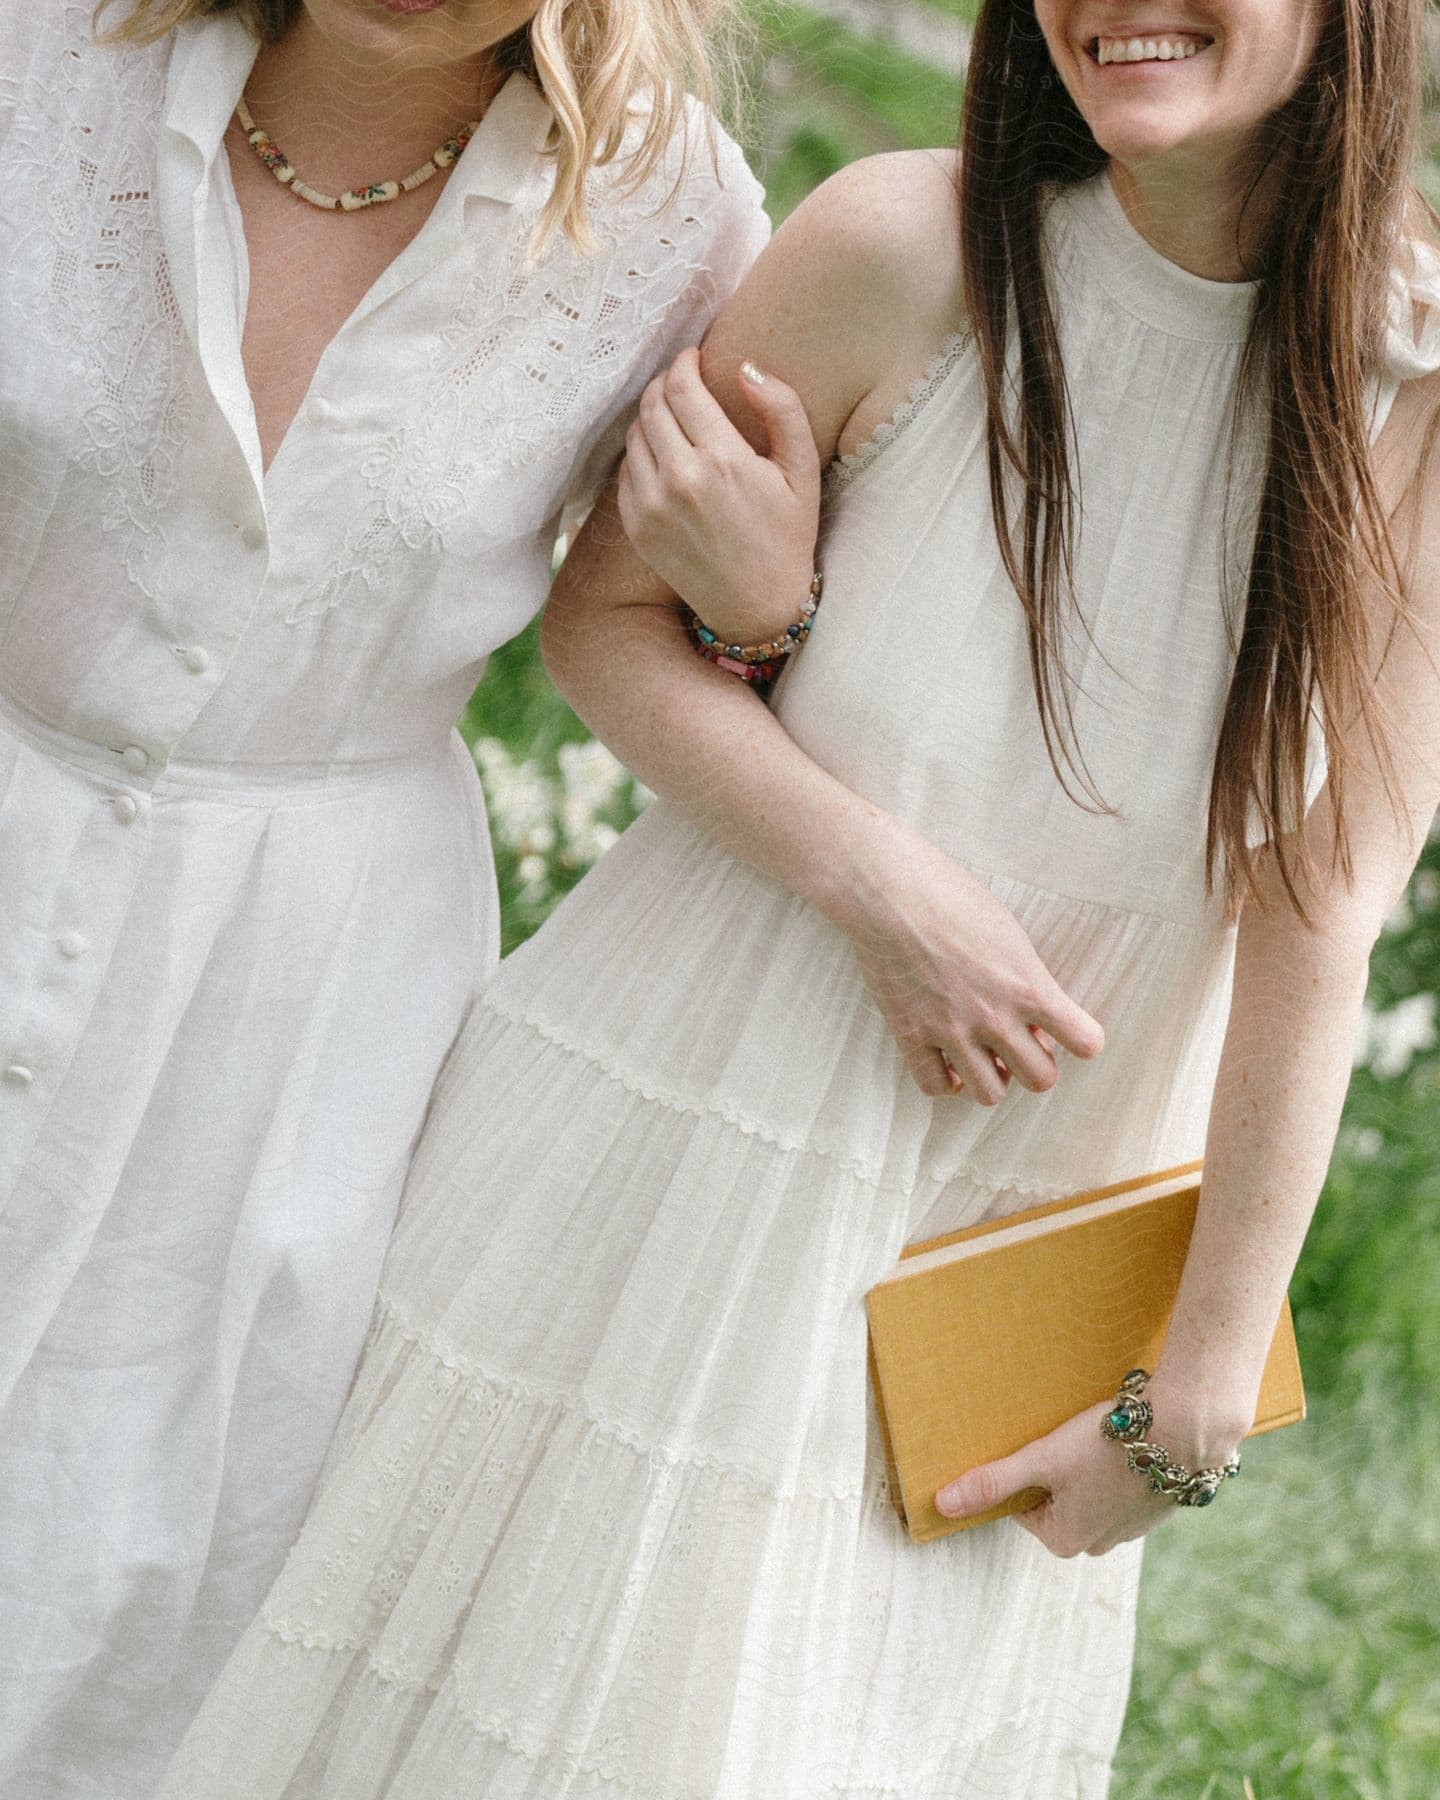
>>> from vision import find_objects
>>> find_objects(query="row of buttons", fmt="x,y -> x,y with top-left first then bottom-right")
4,516 -> 270,1105
3,862 -> 106,1088
101,516 -> 265,779
110,636 -> 218,777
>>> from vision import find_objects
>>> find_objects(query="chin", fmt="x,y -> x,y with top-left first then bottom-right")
1081,110 -> 1209,164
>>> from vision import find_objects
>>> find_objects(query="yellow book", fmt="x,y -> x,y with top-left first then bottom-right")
864,1160 -> 1306,1544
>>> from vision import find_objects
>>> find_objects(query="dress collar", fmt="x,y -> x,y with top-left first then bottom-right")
1047,166 -> 1260,345
162,12 -> 553,211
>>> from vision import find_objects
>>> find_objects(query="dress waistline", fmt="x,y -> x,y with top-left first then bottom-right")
0,687 -> 456,799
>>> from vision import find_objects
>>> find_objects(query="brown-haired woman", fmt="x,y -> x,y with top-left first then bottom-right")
0,0 -> 765,1791
159,0 -> 1440,1794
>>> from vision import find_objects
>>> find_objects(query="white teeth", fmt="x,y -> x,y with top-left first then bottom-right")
1095,34 -> 1205,65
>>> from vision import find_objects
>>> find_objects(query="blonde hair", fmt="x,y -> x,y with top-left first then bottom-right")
92,0 -> 748,251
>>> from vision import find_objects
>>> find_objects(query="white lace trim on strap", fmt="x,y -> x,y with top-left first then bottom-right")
824,327 -> 975,498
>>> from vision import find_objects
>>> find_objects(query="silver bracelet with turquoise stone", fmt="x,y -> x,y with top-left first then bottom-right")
1099,1367 -> 1242,1508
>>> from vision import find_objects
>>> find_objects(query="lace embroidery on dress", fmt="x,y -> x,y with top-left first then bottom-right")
6,9 -> 196,604
824,327 -> 974,499
284,162 -> 725,625
364,1286 -> 872,1503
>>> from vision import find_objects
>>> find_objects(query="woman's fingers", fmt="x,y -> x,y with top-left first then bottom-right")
663,348 -> 748,455
948,1041 -> 1010,1106
619,422 -> 660,539
904,1045 -> 965,1098
733,358 -> 822,486
624,415 -> 659,485
1031,986 -> 1105,1061
638,375 -> 698,473
935,1440 -> 1051,1520
983,1025 -> 1058,1095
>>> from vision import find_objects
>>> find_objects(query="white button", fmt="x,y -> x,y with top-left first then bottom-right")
182,645 -> 211,674
113,794 -> 138,825
304,396 -> 332,425
3,1064 -> 33,1087
121,745 -> 149,774
240,524 -> 266,551
58,931 -> 89,959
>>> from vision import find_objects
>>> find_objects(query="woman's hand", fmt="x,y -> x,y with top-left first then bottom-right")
933,1402 -> 1175,1556
932,1389 -> 1246,1557
615,348 -> 1100,1109
936,1396 -> 1224,1555
617,346 -> 822,644
831,814 -> 1106,1103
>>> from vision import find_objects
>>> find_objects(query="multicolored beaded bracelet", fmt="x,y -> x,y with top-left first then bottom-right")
686,571 -> 822,683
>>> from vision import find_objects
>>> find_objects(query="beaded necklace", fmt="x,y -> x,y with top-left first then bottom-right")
235,95 -> 480,211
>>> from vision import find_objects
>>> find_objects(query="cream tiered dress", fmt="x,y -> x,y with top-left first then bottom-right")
159,171 -> 1440,1798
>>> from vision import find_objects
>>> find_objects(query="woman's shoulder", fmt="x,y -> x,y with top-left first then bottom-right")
691,148 -> 967,471
573,90 -> 769,275
784,148 -> 964,326
594,89 -> 765,215
772,150 -> 965,396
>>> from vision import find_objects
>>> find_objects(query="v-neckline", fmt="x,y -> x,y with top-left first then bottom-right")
186,60 -> 548,497
212,134 -> 444,487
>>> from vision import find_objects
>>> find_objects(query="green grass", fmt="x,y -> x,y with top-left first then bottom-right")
1118,1406 -> 1440,1797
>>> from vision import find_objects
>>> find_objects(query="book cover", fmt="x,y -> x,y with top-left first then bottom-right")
865,1161 -> 1306,1544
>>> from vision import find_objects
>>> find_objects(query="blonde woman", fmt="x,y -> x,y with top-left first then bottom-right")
0,0 -> 765,1790
155,0 -> 1440,1793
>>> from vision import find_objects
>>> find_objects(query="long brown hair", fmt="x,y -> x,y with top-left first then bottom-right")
959,0 -> 1438,919
93,0 -> 746,252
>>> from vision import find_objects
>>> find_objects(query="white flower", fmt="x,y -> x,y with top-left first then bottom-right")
474,739 -> 561,854
1381,893 -> 1413,936
1353,992 -> 1438,1079
558,739 -> 628,811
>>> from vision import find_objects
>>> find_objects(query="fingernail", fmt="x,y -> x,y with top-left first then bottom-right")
935,1485 -> 963,1517
740,360 -> 766,387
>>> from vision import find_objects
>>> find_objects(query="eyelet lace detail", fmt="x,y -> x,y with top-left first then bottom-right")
4,8 -> 197,604
283,150 -> 736,624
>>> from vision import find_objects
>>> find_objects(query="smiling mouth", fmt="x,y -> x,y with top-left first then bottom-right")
1086,33 -> 1215,65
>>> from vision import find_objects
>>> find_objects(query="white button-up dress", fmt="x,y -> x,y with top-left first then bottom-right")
0,5 -> 768,1793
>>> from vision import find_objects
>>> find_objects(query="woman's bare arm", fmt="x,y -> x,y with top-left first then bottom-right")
1145,365 -> 1440,1456
934,365 -> 1440,1549
542,153 -> 1105,1102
